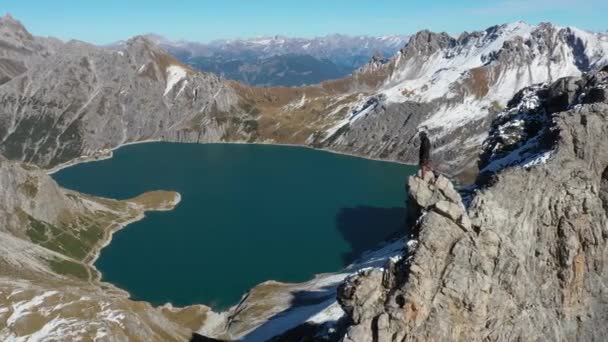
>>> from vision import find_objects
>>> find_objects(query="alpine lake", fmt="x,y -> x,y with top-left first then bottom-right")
52,142 -> 417,310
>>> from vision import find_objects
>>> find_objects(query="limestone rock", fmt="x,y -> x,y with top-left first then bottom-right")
337,72 -> 608,341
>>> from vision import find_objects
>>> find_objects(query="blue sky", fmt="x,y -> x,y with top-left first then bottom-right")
3,0 -> 607,44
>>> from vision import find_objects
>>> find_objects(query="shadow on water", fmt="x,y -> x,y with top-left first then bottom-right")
336,206 -> 406,265
192,207 -> 410,341
190,333 -> 227,342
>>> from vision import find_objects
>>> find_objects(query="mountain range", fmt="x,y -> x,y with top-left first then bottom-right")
1,12 -> 608,340
111,34 -> 409,87
3,16 -> 606,179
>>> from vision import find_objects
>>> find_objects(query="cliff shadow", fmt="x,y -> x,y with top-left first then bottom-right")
212,207 -> 408,341
237,285 -> 346,341
336,206 -> 407,265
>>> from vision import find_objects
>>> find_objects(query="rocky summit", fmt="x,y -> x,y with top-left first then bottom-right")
337,68 -> 608,341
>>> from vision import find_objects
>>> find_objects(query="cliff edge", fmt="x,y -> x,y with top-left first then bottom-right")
337,68 -> 608,341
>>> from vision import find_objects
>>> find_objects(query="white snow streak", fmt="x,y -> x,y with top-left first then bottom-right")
164,65 -> 187,96
6,291 -> 58,326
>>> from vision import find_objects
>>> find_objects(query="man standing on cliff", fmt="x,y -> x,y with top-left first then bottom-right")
419,129 -> 432,179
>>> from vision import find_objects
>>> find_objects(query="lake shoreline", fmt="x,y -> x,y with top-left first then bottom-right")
47,139 -> 162,175
53,141 -> 414,312
47,140 -> 417,176
86,191 -> 182,283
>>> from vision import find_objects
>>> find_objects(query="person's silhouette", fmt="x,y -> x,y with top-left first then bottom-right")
419,131 -> 431,179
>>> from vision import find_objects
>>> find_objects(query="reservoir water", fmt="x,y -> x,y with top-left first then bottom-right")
52,142 -> 416,309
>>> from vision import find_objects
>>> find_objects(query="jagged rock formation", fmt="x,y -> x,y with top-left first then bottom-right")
320,22 -> 608,179
337,69 -> 608,341
0,14 -> 62,85
0,14 -> 248,168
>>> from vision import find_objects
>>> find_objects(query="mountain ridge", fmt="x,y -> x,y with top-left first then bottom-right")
109,33 -> 409,87
1,17 -> 607,180
338,66 -> 608,342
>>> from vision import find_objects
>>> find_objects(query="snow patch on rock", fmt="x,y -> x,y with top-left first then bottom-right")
164,65 -> 187,96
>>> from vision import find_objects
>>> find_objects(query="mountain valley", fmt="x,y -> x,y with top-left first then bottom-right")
0,12 -> 608,341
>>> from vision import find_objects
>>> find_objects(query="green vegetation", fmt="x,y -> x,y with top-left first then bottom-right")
47,258 -> 89,280
14,186 -> 182,284
46,223 -> 89,260
240,100 -> 261,116
19,176 -> 39,198
25,213 -> 48,244
129,191 -> 178,210
21,206 -> 122,262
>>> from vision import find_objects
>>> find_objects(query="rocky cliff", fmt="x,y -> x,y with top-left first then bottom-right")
337,68 -> 608,341
0,14 -> 248,168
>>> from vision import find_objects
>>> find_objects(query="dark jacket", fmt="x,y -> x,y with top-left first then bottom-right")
419,134 -> 431,165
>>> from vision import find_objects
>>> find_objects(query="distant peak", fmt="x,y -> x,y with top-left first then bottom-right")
1,13 -> 16,21
1,13 -> 24,27
125,35 -> 162,52
0,13 -> 33,40
485,21 -> 534,33
509,20 -> 530,26
402,29 -> 455,56
128,35 -> 155,45
142,33 -> 168,43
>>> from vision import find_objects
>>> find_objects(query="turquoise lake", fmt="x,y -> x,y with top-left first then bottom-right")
52,143 -> 416,309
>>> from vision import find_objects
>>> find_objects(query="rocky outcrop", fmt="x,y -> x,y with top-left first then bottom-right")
479,64 -> 608,182
337,70 -> 608,341
338,171 -> 474,341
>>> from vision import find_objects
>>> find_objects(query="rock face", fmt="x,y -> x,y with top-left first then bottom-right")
0,14 -> 61,85
339,171 -> 474,341
337,70 -> 608,341
0,26 -> 247,168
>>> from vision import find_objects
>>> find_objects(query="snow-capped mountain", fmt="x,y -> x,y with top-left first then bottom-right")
130,34 -> 410,86
376,22 -> 608,126
320,21 -> 608,178
148,34 -> 409,66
